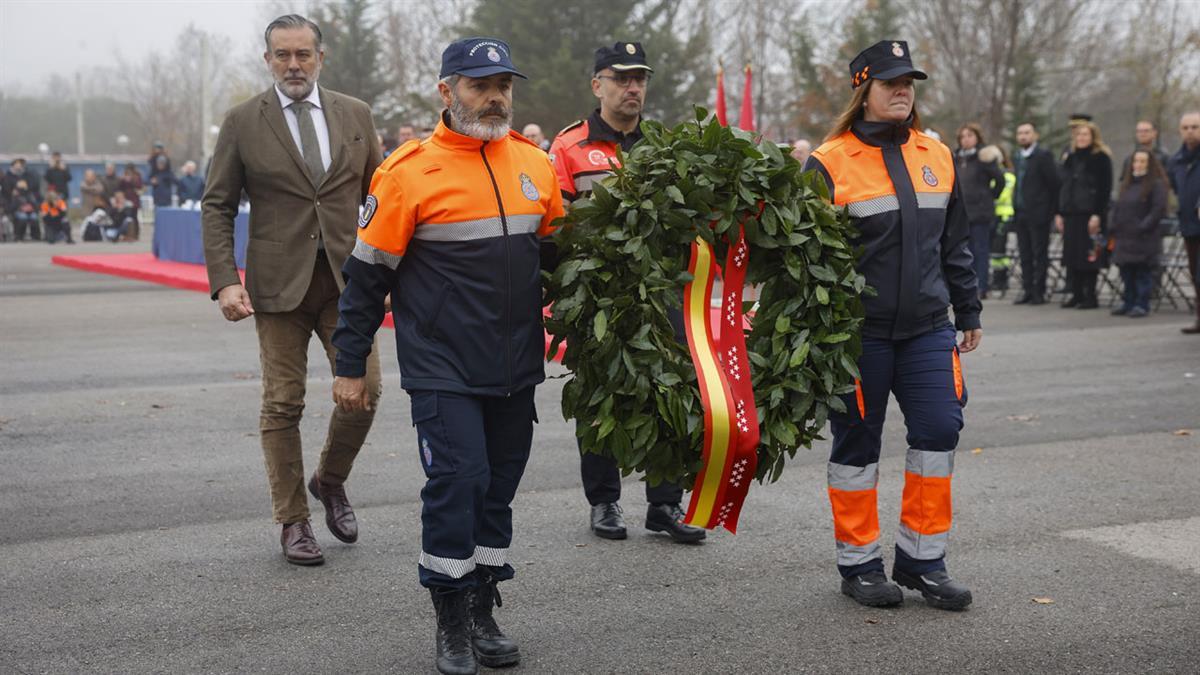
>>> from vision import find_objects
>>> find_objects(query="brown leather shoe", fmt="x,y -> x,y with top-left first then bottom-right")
308,473 -> 359,543
281,520 -> 324,566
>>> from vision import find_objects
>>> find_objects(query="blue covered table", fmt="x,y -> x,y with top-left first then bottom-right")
153,208 -> 248,268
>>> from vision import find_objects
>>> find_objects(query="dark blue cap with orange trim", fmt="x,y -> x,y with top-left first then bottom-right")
849,40 -> 927,89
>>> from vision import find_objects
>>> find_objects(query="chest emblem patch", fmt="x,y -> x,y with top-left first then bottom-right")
519,173 -> 539,201
921,165 -> 939,187
359,195 -> 378,228
587,149 -> 609,166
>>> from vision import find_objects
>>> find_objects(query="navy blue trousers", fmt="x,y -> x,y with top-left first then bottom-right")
828,325 -> 967,579
410,387 -> 537,589
969,222 -> 993,293
1118,263 -> 1153,312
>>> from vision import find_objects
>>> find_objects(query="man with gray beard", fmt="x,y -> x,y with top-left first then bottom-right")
202,14 -> 383,566
332,37 -> 563,674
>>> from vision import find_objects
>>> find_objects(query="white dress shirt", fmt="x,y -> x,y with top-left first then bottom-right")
1019,142 -> 1038,159
275,85 -> 332,171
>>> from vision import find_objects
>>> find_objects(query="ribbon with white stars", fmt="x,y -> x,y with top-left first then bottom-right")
682,223 -> 760,533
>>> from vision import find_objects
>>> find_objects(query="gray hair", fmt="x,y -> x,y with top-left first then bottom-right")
264,14 -> 323,52
439,74 -> 461,90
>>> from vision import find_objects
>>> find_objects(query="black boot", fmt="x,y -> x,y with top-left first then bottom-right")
841,569 -> 903,607
892,567 -> 973,611
430,588 -> 478,675
467,572 -> 520,668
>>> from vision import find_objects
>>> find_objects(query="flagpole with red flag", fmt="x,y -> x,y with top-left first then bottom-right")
738,63 -> 754,131
715,60 -> 728,126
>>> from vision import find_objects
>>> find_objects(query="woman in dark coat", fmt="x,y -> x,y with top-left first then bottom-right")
119,163 -> 144,206
955,123 -> 1004,299
1055,121 -> 1113,309
1110,150 -> 1168,317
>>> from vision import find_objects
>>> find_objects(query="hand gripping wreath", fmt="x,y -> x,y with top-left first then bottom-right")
545,110 -> 868,531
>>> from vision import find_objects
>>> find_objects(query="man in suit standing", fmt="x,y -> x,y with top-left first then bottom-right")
1012,121 -> 1061,305
202,14 -> 384,566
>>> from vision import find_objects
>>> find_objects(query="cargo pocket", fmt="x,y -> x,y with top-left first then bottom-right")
410,391 -> 457,477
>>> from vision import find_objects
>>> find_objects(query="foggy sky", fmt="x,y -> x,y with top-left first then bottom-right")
0,0 -> 269,93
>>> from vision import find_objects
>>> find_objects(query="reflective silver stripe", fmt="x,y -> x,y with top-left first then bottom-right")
351,238 -> 403,270
418,551 -> 475,579
917,191 -> 950,209
413,213 -> 542,242
474,546 -> 507,567
895,524 -> 949,560
828,462 -> 879,492
504,213 -> 543,236
836,540 -> 881,567
905,449 -> 955,477
845,195 -> 899,218
573,173 -> 608,194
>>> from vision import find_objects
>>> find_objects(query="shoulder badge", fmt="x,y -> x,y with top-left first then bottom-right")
519,173 -> 540,201
921,165 -> 939,187
359,195 -> 378,228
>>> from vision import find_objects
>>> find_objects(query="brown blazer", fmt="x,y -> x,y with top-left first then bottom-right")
202,85 -> 382,313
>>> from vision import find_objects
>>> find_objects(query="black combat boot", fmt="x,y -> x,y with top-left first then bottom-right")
892,567 -> 973,610
430,587 -> 478,675
467,572 -> 520,668
840,569 -> 903,607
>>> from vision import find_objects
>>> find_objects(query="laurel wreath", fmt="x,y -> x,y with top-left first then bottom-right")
545,109 -> 869,487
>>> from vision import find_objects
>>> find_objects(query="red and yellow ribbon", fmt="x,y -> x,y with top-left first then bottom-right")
682,227 -> 759,532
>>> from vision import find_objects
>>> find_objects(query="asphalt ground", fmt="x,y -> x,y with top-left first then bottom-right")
1,238 -> 1198,674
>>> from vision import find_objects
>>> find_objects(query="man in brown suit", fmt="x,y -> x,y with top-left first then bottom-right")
202,14 -> 384,566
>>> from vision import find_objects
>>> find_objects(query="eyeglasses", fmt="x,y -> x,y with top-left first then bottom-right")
596,73 -> 651,88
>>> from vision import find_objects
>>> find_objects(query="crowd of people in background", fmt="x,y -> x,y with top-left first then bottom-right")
785,112 -> 1199,329
0,142 -> 208,244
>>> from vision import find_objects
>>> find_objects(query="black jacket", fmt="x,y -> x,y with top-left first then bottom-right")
43,165 -> 71,197
955,147 -> 1004,225
1058,148 -> 1113,219
807,118 -> 981,340
1110,176 -> 1167,266
1014,144 -> 1060,223
1168,143 -> 1200,238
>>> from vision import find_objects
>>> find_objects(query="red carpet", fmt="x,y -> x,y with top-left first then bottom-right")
52,253 -> 232,294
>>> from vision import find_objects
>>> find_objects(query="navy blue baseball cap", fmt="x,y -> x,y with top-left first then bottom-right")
440,37 -> 527,79
849,40 -> 927,89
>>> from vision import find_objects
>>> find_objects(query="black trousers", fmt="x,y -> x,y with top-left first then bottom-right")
580,443 -> 684,506
1014,212 -> 1051,298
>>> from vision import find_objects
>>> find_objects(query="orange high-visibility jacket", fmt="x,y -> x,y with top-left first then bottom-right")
333,113 -> 565,395
40,198 -> 67,218
806,119 -> 981,340
548,110 -> 643,202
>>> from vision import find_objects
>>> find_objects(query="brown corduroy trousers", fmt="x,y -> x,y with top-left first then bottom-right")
253,257 -> 382,524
